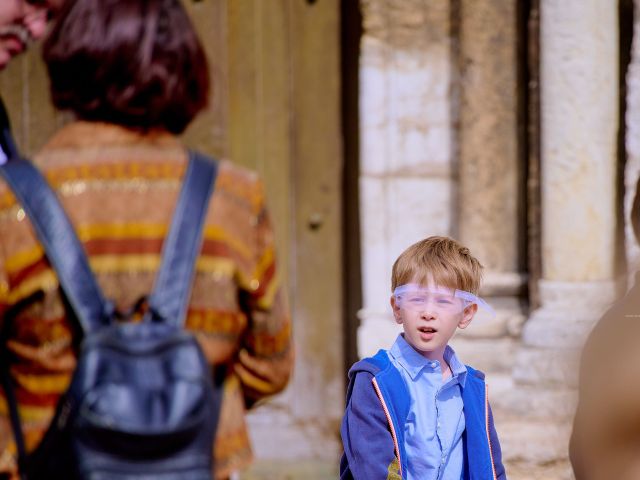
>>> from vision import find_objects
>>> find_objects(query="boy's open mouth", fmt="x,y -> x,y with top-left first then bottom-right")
418,326 -> 437,333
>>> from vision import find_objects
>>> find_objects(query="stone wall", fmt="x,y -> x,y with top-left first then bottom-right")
358,0 -> 457,356
457,0 -> 526,339
358,1 -> 625,479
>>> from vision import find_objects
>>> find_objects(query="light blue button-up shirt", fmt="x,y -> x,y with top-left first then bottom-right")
388,334 -> 467,480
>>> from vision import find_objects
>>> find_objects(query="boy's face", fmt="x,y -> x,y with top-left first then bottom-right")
391,282 -> 477,359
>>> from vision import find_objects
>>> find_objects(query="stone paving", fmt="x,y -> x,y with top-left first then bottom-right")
240,460 -> 336,480
240,458 -> 574,480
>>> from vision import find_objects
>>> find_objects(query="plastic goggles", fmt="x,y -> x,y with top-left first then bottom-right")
393,283 -> 495,318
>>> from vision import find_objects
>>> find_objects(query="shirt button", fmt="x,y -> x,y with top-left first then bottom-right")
437,422 -> 441,428
430,362 -> 437,368
441,457 -> 446,464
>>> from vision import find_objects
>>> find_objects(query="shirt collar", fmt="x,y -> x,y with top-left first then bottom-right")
390,334 -> 467,385
444,344 -> 467,387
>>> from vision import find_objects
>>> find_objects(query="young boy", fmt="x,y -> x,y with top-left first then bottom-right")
340,236 -> 506,480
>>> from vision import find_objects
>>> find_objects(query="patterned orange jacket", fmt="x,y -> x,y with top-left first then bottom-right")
0,121 -> 293,479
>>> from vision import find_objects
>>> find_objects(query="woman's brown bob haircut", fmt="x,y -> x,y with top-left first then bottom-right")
43,0 -> 209,134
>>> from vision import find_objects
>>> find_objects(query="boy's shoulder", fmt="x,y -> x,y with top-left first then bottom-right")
347,349 -> 406,398
464,363 -> 486,381
346,350 -> 412,421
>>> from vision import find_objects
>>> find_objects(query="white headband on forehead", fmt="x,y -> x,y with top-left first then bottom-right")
393,283 -> 495,318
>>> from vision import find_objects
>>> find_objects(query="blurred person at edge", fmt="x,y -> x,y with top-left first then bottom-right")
0,0 -> 293,479
0,0 -> 64,162
570,176 -> 640,480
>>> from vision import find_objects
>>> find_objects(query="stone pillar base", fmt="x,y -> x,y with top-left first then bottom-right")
513,346 -> 581,388
457,271 -> 527,339
513,278 -> 621,388
247,409 -> 341,461
504,280 -> 621,471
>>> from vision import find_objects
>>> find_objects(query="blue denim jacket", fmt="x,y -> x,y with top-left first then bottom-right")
340,349 -> 507,480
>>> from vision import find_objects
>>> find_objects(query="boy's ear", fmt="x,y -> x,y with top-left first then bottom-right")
458,303 -> 478,329
390,296 -> 402,324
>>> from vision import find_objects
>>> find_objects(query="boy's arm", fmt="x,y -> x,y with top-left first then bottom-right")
341,371 -> 399,480
488,402 -> 507,480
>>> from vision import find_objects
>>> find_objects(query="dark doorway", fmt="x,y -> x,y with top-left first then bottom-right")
341,0 -> 363,377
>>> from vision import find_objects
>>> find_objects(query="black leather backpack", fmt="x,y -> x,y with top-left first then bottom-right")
0,152 -> 222,480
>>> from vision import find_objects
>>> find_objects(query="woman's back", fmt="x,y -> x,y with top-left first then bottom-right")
0,122 -> 291,479
0,1 -> 293,475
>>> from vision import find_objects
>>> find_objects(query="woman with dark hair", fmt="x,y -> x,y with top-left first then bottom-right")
44,0 -> 210,135
0,0 -> 293,478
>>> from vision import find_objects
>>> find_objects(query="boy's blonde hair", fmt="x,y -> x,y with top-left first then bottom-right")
391,236 -> 484,294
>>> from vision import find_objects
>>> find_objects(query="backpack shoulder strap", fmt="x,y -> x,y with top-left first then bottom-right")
147,151 -> 218,326
0,98 -> 19,161
0,160 -> 109,334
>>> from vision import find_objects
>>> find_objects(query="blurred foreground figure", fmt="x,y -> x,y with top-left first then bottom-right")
0,0 -> 62,162
0,0 -> 293,478
570,178 -> 640,480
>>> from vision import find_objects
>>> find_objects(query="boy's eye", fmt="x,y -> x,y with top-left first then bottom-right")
407,296 -> 426,304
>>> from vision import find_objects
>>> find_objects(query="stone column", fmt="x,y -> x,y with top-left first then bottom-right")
507,0 -> 620,468
625,0 -> 640,278
515,0 -> 619,384
456,0 -> 526,349
358,0 -> 457,357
